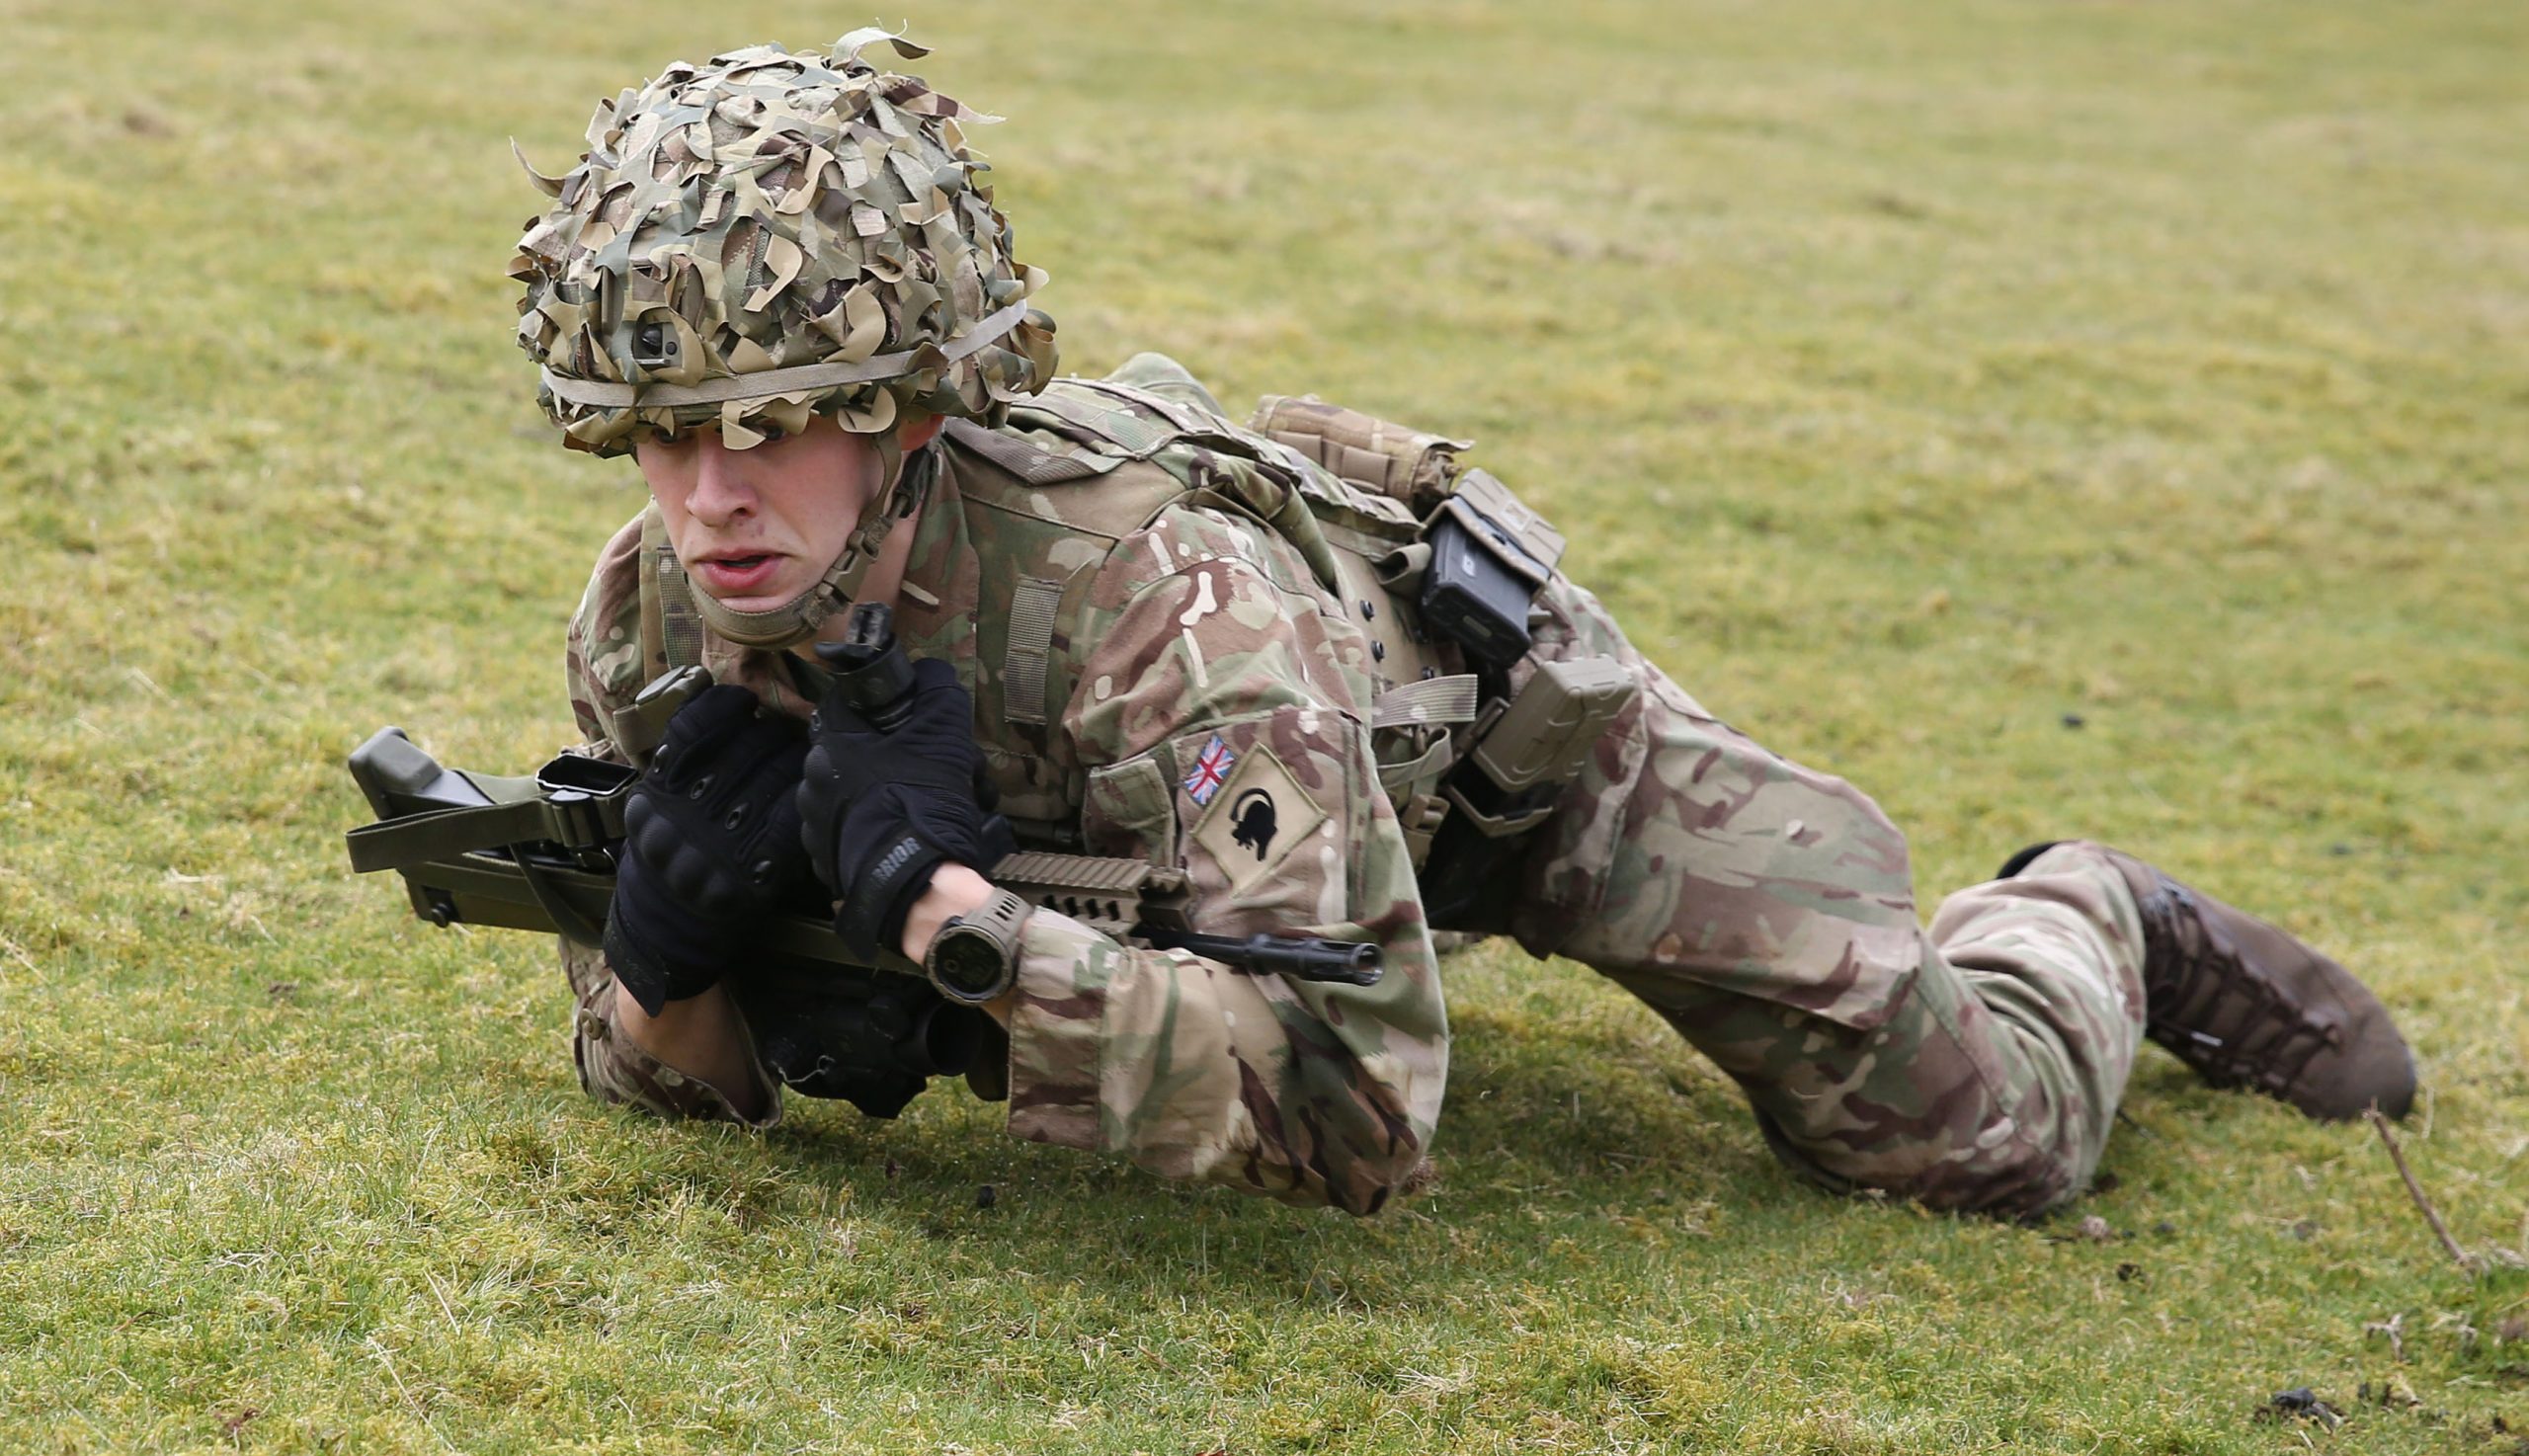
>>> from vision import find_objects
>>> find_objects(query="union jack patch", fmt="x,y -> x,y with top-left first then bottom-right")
1183,734 -> 1236,806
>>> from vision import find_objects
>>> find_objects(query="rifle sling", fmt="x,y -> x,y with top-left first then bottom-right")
344,791 -> 626,875
512,855 -> 610,948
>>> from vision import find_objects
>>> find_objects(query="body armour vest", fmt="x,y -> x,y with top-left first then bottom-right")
631,353 -> 1579,869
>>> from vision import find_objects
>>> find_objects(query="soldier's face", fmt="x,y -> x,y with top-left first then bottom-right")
636,418 -> 884,609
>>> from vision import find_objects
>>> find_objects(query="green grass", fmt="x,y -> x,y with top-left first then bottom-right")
2,0 -> 2524,1450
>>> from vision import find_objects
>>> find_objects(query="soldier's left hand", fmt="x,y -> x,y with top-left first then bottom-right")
799,657 -> 1014,961
604,684 -> 813,1015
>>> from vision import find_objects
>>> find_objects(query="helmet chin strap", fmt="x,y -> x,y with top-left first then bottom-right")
690,436 -> 938,651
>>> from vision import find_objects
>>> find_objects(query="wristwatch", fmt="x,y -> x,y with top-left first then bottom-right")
923,886 -> 1031,1005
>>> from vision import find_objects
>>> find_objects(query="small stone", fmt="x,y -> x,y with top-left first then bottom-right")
2061,713 -> 2085,729
2077,1214 -> 2113,1242
2269,1388 -> 2342,1429
974,1183 -> 998,1210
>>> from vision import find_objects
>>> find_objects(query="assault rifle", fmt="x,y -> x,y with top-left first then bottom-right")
343,606 -> 1379,1116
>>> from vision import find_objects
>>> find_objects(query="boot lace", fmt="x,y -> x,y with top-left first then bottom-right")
2136,882 -> 2337,1098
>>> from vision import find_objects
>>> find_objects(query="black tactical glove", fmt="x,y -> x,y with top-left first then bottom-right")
603,685 -> 811,1016
798,657 -> 1014,962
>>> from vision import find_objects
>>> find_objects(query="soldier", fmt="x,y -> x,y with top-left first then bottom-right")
511,34 -> 2415,1217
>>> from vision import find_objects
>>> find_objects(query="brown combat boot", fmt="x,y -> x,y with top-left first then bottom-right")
1999,842 -> 2417,1120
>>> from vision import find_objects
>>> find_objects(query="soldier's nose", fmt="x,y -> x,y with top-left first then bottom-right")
686,438 -> 758,525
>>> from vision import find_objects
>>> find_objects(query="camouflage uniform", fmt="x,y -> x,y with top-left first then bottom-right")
1509,579 -> 2145,1212
558,357 -> 2151,1218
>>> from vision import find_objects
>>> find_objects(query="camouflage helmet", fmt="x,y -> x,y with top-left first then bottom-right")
508,30 -> 1058,457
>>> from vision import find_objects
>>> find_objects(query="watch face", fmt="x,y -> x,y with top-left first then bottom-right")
931,927 -> 1011,1001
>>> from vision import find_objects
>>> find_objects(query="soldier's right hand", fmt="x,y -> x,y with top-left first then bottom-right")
797,657 -> 996,889
603,684 -> 811,1016
798,657 -> 1011,961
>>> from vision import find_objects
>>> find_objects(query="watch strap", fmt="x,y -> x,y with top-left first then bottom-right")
925,886 -> 1031,1003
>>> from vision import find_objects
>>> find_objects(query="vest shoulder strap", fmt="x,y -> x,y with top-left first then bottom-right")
637,503 -> 705,676
958,374 -> 1360,593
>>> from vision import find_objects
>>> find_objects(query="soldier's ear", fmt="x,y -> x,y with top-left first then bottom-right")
897,411 -> 945,452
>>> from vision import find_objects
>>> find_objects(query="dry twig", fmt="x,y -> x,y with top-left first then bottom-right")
2366,1107 -> 2485,1275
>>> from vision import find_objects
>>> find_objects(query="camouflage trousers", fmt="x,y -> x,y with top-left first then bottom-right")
1501,578 -> 2149,1216
560,942 -> 779,1129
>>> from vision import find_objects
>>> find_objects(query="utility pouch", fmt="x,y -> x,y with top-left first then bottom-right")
1250,393 -> 1470,513
1417,469 -> 1568,668
1446,656 -> 1636,838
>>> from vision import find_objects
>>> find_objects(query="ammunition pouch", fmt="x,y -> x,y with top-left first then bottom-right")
1446,656 -> 1637,838
1419,656 -> 1637,931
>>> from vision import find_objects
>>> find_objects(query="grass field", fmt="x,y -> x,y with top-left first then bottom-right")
2,0 -> 2524,1450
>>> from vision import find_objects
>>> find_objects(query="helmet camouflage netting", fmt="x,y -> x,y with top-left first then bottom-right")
509,30 -> 1058,456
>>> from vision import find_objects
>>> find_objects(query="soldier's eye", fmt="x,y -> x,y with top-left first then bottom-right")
758,424 -> 787,445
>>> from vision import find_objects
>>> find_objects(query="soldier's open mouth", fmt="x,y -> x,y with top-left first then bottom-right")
694,554 -> 779,594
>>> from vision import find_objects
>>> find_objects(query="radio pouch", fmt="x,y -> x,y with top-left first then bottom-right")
1417,469 -> 1568,667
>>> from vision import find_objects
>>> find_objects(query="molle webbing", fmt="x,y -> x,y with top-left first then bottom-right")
1370,674 -> 1481,730
1369,675 -> 1482,802
1001,576 -> 1064,727
638,506 -> 706,677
